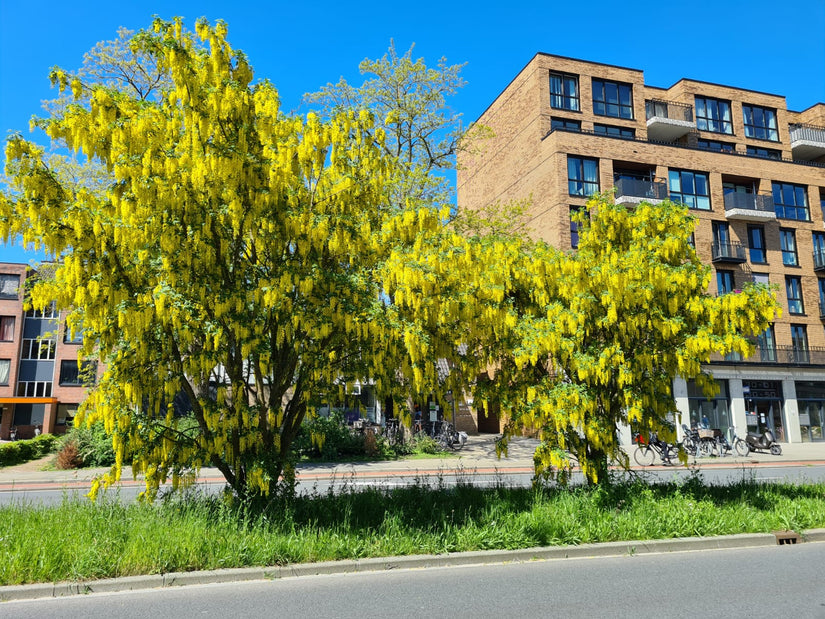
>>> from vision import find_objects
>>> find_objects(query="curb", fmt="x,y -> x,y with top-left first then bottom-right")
2,530 -> 823,602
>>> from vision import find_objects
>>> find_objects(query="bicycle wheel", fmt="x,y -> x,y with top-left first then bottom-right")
682,438 -> 697,457
699,439 -> 715,457
634,446 -> 655,466
734,438 -> 749,457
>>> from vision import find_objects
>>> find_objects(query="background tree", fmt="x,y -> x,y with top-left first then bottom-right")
384,196 -> 780,484
304,42 -> 465,209
1,18 -> 447,501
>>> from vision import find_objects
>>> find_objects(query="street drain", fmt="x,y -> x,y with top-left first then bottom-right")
773,530 -> 800,545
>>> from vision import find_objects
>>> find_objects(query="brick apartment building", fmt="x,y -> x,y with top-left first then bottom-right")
0,262 -> 94,440
458,53 -> 825,444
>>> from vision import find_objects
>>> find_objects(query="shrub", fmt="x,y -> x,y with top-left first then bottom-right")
0,434 -> 59,467
55,439 -> 84,469
58,421 -> 116,468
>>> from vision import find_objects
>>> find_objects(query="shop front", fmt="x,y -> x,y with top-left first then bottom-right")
743,380 -> 786,442
795,381 -> 825,442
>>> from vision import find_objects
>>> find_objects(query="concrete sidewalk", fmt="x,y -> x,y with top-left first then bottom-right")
1,434 -> 823,488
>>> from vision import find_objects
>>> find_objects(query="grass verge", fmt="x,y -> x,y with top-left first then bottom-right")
0,476 -> 823,586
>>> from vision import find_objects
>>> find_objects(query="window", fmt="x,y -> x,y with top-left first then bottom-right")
567,156 -> 599,196
16,381 -> 52,397
695,96 -> 732,134
0,359 -> 9,386
0,274 -> 20,299
786,276 -> 804,314
757,325 -> 777,362
717,270 -> 735,294
551,118 -> 581,132
748,225 -> 767,263
63,321 -> 83,344
591,79 -> 633,119
549,72 -> 579,111
25,303 -> 57,319
746,145 -> 781,160
21,339 -> 56,360
752,272 -> 770,285
780,229 -> 798,266
13,404 -> 46,426
669,169 -> 710,210
570,206 -> 583,249
818,279 -> 825,314
791,325 -> 809,363
743,104 -> 778,141
0,316 -> 14,342
59,360 -> 97,387
773,182 -> 809,221
814,233 -> 825,268
593,124 -> 635,138
712,221 -> 731,246
697,139 -> 735,152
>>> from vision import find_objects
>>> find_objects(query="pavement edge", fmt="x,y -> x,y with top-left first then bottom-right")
2,529 -> 823,602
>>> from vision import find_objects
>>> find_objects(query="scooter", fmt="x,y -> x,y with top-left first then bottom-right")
745,429 -> 782,455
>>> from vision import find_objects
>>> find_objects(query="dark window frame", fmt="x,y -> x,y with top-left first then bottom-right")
591,78 -> 634,119
550,72 -> 580,112
716,269 -> 735,294
551,117 -> 581,131
0,316 -> 14,342
0,274 -> 20,300
567,156 -> 599,197
773,182 -> 810,221
743,104 -> 779,141
780,228 -> 799,266
669,169 -> 711,211
0,358 -> 10,386
695,96 -> 733,134
593,123 -> 635,138
748,225 -> 767,264
786,275 -> 805,315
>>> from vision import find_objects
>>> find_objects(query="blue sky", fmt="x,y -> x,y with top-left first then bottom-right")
2,0 -> 824,264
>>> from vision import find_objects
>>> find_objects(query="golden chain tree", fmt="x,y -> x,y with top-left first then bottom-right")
384,196 -> 780,484
1,18 -> 446,500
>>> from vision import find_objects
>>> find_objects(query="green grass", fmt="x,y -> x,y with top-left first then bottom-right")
0,476 -> 823,586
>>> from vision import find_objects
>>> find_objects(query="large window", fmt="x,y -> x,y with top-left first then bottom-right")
58,360 -> 97,387
63,321 -> 83,344
669,170 -> 710,210
786,276 -> 804,314
748,225 -> 767,263
21,339 -> 56,360
0,274 -> 19,299
25,303 -> 57,319
0,359 -> 9,386
757,325 -> 777,362
567,156 -> 599,196
698,138 -> 735,153
0,316 -> 14,342
743,104 -> 778,141
550,72 -> 579,111
717,270 -> 735,294
791,325 -> 809,363
591,79 -> 633,119
818,279 -> 825,315
780,229 -> 798,266
773,182 -> 809,221
570,206 -> 583,249
687,379 -> 731,436
695,96 -> 732,134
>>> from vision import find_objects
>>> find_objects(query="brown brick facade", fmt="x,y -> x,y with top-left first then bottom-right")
459,54 -> 825,442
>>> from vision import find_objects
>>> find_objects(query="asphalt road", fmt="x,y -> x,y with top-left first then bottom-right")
2,543 -> 823,618
2,463 -> 825,505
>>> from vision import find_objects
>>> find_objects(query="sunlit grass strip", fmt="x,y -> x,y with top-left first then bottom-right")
1,478 -> 823,585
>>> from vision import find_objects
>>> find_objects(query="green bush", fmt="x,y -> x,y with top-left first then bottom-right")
58,421 -> 116,468
292,411 -> 367,460
0,434 -> 59,468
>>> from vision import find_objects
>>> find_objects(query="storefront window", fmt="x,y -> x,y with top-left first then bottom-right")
687,379 -> 731,436
795,381 -> 825,442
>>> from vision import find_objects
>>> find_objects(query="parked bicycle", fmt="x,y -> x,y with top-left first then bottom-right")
383,418 -> 403,447
633,432 -> 677,466
714,427 -> 749,457
417,420 -> 467,451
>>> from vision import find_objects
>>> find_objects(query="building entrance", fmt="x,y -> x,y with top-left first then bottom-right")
744,380 -> 785,442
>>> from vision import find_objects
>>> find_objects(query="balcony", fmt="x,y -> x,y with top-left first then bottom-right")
789,123 -> 825,161
723,193 -> 776,222
614,178 -> 668,207
710,345 -> 825,366
711,241 -> 747,263
645,99 -> 694,141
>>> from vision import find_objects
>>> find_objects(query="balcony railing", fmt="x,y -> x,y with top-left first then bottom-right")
645,99 -> 693,122
814,249 -> 825,271
711,241 -> 747,263
614,178 -> 668,204
723,192 -> 776,221
710,345 -> 825,366
789,123 -> 825,161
